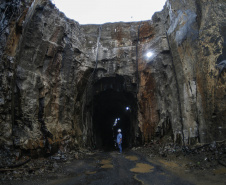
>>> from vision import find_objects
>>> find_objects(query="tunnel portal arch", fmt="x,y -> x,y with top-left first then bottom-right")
91,75 -> 140,150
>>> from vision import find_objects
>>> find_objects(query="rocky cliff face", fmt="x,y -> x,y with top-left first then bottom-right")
137,0 -> 226,145
166,0 -> 226,144
0,0 -> 225,155
0,0 -> 34,147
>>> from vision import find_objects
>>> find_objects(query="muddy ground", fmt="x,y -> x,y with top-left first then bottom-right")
135,144 -> 226,185
0,141 -> 226,185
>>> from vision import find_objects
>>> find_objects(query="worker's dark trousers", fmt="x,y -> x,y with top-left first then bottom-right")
118,143 -> 122,153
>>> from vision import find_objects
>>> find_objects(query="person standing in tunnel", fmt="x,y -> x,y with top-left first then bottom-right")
117,129 -> 122,153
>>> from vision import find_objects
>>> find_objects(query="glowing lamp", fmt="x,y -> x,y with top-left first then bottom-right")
146,51 -> 153,58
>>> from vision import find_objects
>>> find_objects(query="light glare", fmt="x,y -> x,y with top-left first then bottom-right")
146,52 -> 153,58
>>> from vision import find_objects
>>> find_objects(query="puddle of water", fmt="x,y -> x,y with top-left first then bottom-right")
100,159 -> 113,169
134,174 -> 145,184
214,167 -> 226,175
85,171 -> 97,175
101,164 -> 114,168
100,159 -> 111,164
125,155 -> 139,161
130,163 -> 154,173
158,159 -> 180,168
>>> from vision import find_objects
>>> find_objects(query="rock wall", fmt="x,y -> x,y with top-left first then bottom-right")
137,0 -> 226,145
0,0 -> 140,152
0,0 -> 35,146
136,18 -> 180,144
166,0 -> 226,143
0,0 -> 225,154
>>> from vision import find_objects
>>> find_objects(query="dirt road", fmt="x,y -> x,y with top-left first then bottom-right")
1,149 -> 226,185
42,150 -> 195,185
18,150 -> 194,185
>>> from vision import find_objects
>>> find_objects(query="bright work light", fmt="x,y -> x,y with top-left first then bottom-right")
146,51 -> 153,58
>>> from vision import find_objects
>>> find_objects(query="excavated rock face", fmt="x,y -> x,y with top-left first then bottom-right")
0,0 -> 225,154
166,0 -> 226,144
137,0 -> 226,145
0,0 -> 34,146
1,0 -> 141,152
136,18 -> 178,144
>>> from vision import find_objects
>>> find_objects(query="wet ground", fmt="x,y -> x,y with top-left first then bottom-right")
1,148 -> 226,185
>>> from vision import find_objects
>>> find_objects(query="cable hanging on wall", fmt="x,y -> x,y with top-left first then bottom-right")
82,25 -> 102,125
136,21 -> 142,96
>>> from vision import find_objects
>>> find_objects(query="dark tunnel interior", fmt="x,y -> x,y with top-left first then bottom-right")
92,76 -> 137,151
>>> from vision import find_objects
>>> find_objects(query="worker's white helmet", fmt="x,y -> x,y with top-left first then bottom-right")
118,129 -> 121,132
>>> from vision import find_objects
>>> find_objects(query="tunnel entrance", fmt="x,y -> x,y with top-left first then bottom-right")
92,76 -> 138,151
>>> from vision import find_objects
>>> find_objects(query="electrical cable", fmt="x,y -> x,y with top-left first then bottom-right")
82,25 -> 102,125
136,21 -> 142,95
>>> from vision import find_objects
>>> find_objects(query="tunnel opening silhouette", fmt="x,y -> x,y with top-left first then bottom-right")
92,76 -> 138,151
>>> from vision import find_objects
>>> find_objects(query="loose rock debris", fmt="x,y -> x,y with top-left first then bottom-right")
0,146 -> 95,183
134,139 -> 226,172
